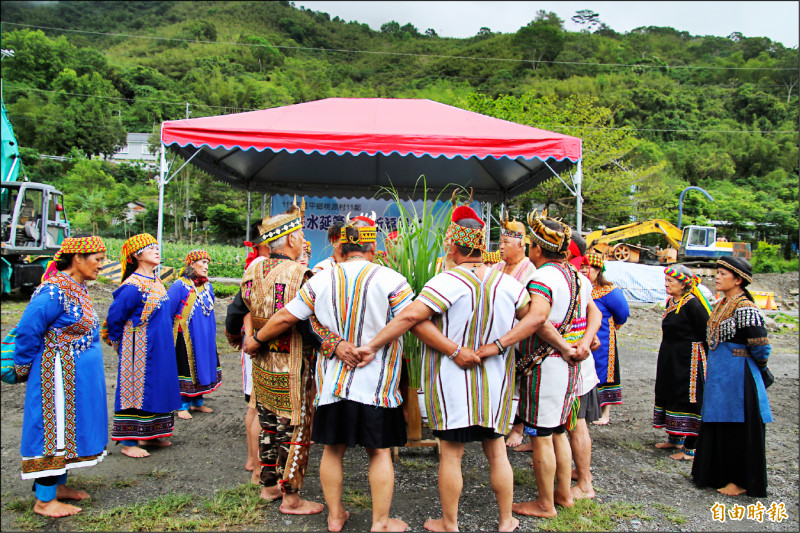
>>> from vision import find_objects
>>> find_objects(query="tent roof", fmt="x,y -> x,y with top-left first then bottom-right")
161,98 -> 581,202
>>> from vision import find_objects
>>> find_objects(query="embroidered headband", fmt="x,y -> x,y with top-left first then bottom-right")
583,252 -> 604,271
54,236 -> 107,261
341,212 -> 377,245
501,219 -> 526,241
716,257 -> 753,284
185,249 -> 210,266
446,205 -> 486,253
120,233 -> 158,265
527,209 -> 571,253
482,250 -> 501,264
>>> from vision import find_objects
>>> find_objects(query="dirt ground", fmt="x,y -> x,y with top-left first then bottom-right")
1,275 -> 797,532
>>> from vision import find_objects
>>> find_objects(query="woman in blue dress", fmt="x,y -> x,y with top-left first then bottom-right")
104,233 -> 181,458
168,250 -> 221,420
692,257 -> 772,497
13,236 -> 108,517
580,252 -> 629,425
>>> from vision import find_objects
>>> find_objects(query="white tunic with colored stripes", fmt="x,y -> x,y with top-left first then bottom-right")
284,259 -> 414,408
518,262 -> 593,428
416,265 -> 530,434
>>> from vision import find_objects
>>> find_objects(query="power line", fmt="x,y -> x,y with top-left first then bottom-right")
1,21 -> 796,72
8,109 -> 797,135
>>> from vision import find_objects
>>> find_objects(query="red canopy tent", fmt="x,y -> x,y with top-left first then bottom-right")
157,98 -> 583,243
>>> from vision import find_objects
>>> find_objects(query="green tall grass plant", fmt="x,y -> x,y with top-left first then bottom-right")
377,177 -> 464,388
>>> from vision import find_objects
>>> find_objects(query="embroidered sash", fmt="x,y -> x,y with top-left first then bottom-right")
173,278 -> 199,384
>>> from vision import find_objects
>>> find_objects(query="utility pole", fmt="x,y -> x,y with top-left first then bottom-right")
184,103 -> 191,234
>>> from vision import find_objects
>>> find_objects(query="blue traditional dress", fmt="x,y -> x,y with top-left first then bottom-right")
692,292 -> 772,496
591,283 -> 629,407
167,276 -> 221,407
106,273 -> 181,441
14,272 -> 108,480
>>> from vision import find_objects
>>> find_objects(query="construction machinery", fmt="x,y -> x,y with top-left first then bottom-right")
1,100 -> 71,294
584,219 -> 751,265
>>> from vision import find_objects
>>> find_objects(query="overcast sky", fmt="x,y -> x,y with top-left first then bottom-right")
296,1 -> 799,48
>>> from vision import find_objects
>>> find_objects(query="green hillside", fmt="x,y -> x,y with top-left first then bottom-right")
1,0 -> 797,254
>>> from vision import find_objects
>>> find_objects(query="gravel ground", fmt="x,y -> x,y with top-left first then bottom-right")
1,276 -> 797,532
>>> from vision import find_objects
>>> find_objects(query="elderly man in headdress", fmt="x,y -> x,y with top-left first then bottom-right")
357,205 -> 578,532
239,199 -> 348,515
246,212 -> 414,533
478,210 -> 601,518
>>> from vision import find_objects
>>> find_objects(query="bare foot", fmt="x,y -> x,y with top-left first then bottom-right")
717,483 -> 747,496
591,416 -> 610,426
328,510 -> 350,532
423,518 -> 456,531
513,441 -> 533,453
571,468 -> 578,481
499,517 -> 520,532
554,492 -> 574,508
512,500 -> 557,518
670,451 -> 694,460
33,499 -> 82,517
571,484 -> 596,500
506,430 -> 523,448
190,405 -> 213,413
250,471 -> 261,485
56,486 -> 90,501
655,441 -> 683,450
372,517 -> 408,531
245,459 -> 255,471
281,497 -> 325,515
260,485 -> 283,501
120,445 -> 150,458
138,438 -> 172,448
177,410 -> 193,420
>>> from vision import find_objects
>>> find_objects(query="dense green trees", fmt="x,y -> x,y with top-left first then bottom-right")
0,0 -> 796,248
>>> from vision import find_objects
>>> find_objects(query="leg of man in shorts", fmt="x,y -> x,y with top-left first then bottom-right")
513,425 -> 574,518
568,387 -> 600,499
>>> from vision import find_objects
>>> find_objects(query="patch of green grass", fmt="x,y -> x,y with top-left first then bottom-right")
618,439 -> 644,451
398,457 -> 433,471
96,276 -> 114,285
111,478 -> 139,489
212,283 -> 240,298
512,467 -> 536,487
69,475 -> 108,491
13,511 -> 48,532
773,312 -> 798,324
142,467 -> 173,479
203,484 -> 268,527
341,489 -> 372,510
75,492 -> 194,531
653,502 -> 687,525
538,500 -> 651,532
4,497 -> 34,512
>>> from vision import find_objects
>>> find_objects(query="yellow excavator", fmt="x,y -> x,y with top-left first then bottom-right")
584,219 -> 751,265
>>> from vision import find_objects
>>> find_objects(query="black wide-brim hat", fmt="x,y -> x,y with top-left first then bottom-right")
716,257 -> 753,285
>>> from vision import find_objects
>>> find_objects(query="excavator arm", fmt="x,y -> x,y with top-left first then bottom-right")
585,219 -> 684,251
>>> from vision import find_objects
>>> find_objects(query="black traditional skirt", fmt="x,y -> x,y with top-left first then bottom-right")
691,366 -> 767,497
433,425 -> 503,443
311,399 -> 406,449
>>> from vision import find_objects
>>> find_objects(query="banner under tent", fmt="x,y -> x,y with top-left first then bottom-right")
157,97 -> 583,257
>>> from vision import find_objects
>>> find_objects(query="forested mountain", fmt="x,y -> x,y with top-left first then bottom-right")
1,0 -> 797,250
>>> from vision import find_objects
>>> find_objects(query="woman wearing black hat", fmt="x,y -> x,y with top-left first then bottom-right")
692,257 -> 773,497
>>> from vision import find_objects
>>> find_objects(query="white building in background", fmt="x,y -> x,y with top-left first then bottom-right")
108,133 -> 157,168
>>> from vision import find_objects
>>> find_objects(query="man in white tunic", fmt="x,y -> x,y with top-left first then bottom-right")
360,206 -> 576,532
247,214 -> 413,533
478,210 -> 601,519
491,217 -> 538,451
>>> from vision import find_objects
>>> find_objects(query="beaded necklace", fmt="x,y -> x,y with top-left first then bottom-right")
707,291 -> 748,350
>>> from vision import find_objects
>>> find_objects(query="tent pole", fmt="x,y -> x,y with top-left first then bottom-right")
246,190 -> 251,241
157,140 -> 166,276
261,193 -> 266,218
575,159 -> 583,233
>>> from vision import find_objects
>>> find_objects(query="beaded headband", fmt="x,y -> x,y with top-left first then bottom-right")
664,266 -> 698,286
583,252 -> 604,270
527,209 -> 571,253
185,249 -> 210,266
482,250 -> 501,264
501,219 -> 526,241
54,236 -> 106,261
716,257 -> 753,284
258,197 -> 305,244
341,212 -> 377,245
120,233 -> 158,265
